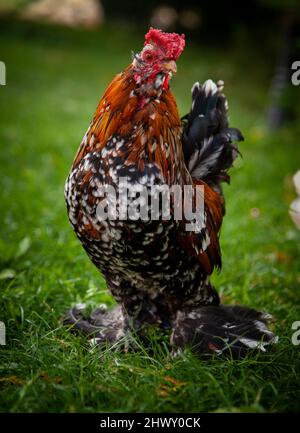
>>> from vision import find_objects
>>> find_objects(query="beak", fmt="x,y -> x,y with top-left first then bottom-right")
163,60 -> 177,74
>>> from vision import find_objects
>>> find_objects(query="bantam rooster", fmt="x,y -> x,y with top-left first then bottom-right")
64,28 -> 277,357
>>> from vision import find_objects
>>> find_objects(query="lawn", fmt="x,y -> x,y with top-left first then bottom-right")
0,19 -> 300,413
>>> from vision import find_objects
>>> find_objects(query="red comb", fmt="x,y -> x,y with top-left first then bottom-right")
144,28 -> 185,60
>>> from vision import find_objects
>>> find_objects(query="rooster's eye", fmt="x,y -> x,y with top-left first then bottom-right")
145,53 -> 153,61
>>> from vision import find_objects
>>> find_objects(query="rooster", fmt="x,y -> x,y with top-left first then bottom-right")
64,28 -> 277,357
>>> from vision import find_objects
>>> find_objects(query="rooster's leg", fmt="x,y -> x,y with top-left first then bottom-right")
170,304 -> 278,358
108,279 -> 173,331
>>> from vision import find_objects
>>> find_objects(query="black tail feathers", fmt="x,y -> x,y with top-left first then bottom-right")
182,79 -> 244,189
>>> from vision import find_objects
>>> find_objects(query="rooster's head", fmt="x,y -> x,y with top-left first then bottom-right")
132,28 -> 185,92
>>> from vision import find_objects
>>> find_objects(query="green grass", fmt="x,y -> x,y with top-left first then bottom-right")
0,19 -> 300,413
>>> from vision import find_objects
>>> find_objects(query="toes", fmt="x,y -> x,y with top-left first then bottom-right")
62,303 -> 86,325
63,304 -> 128,346
62,303 -> 107,335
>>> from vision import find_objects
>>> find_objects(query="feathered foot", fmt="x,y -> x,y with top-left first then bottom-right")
170,304 -> 278,358
62,304 -> 127,347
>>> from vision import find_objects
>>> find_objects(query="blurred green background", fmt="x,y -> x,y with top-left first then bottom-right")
0,0 -> 300,413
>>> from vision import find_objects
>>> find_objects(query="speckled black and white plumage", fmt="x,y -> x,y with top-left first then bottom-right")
65,132 -> 219,334
64,30 -> 277,357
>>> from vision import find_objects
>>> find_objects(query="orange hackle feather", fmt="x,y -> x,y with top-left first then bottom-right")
73,66 -> 186,185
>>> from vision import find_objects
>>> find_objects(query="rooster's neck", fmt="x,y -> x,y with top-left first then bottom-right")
72,66 -> 188,185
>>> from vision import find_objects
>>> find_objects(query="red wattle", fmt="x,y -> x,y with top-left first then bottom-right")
163,75 -> 170,90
